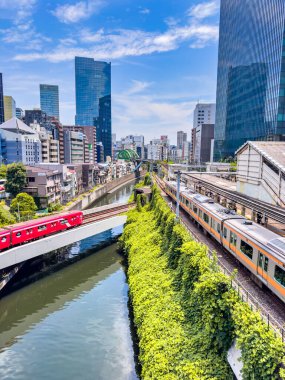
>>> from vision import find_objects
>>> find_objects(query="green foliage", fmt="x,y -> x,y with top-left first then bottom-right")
0,164 -> 7,179
121,186 -> 285,380
121,208 -> 231,379
47,202 -> 62,213
5,163 -> 26,197
10,192 -> 37,221
0,205 -> 16,226
230,161 -> 237,172
143,172 -> 152,186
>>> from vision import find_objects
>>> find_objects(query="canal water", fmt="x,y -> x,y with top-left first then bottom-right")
0,181 -> 138,380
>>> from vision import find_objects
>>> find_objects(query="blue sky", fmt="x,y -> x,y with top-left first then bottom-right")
0,0 -> 220,143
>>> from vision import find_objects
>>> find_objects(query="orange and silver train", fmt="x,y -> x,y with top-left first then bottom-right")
163,180 -> 285,303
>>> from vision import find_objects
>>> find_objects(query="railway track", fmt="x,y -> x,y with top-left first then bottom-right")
156,177 -> 285,342
184,174 -> 285,225
82,203 -> 134,225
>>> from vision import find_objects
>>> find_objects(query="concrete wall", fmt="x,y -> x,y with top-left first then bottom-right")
67,170 -> 146,211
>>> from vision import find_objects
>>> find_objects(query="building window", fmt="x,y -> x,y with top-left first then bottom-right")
240,240 -> 253,260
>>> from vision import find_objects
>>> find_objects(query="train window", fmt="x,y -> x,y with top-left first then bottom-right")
264,257 -> 269,272
274,266 -> 285,287
223,228 -> 227,239
1,237 -> 6,242
217,223 -> 221,233
60,219 -> 68,225
186,199 -> 189,208
211,219 -> 215,229
258,253 -> 263,268
193,205 -> 197,214
230,232 -> 237,246
38,225 -> 47,231
203,213 -> 209,224
199,209 -> 202,218
16,232 -> 21,237
240,240 -> 253,260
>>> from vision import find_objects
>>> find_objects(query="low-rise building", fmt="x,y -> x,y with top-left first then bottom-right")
24,166 -> 62,208
236,141 -> 285,206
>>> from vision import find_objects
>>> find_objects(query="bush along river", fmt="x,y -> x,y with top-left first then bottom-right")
0,181 -> 139,380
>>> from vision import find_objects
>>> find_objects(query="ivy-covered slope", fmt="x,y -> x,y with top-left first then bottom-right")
120,185 -> 284,380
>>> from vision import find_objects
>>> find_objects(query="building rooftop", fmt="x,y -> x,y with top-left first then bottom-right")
26,165 -> 59,176
0,117 -> 37,135
236,141 -> 285,173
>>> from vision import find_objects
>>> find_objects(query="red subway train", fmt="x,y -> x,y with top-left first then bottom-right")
0,211 -> 83,251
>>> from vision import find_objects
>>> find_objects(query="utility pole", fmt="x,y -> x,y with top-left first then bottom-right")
176,170 -> 181,219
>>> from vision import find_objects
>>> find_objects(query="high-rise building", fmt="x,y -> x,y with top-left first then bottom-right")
214,0 -> 285,159
193,103 -> 215,130
63,129 -> 85,164
192,124 -> 214,164
4,96 -> 16,121
25,109 -> 48,126
177,131 -> 187,150
0,74 -> 4,124
75,57 -> 111,159
40,84 -> 60,119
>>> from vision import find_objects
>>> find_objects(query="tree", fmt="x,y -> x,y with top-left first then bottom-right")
0,164 -> 7,179
0,205 -> 16,226
10,193 -> 37,221
5,163 -> 26,197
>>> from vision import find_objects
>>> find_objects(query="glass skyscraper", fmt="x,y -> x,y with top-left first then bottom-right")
214,0 -> 285,159
75,57 -> 111,160
0,74 -> 4,124
40,84 -> 59,120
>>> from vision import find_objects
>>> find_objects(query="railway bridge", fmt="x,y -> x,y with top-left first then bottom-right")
0,202 -> 133,273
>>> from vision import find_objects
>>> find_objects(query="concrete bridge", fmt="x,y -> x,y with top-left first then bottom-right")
0,202 -> 133,272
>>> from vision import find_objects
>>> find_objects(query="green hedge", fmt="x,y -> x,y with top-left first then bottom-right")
121,185 -> 285,379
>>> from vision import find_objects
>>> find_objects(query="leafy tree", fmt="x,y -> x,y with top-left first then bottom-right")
0,164 -> 7,179
0,205 -> 16,226
10,192 -> 37,221
48,202 -> 62,213
5,163 -> 26,197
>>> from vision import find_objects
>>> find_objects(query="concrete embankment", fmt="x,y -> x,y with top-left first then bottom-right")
67,171 -> 146,211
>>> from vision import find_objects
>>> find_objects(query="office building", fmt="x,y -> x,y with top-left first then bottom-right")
4,96 -> 16,121
64,125 -> 96,163
75,57 -> 111,159
214,0 -> 285,159
192,124 -> 214,163
193,103 -> 215,129
63,129 -> 85,164
177,131 -> 187,150
16,107 -> 24,120
25,109 -> 48,126
0,118 -> 42,165
40,84 -> 60,119
0,74 -> 4,124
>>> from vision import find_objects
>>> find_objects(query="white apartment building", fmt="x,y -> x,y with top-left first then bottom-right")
193,103 -> 216,129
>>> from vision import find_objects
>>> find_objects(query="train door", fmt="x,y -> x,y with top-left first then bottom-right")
257,251 -> 268,285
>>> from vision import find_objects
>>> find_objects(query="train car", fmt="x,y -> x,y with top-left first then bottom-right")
0,229 -> 12,250
2,210 -> 83,248
163,179 -> 285,303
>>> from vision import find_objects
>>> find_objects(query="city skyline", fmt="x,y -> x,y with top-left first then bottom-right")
0,0 -> 219,143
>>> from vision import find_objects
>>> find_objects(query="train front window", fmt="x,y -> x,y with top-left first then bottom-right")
240,240 -> 253,260
274,266 -> 285,287
1,237 -> 6,242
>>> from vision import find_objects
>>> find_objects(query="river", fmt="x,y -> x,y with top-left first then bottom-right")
0,180 -> 138,380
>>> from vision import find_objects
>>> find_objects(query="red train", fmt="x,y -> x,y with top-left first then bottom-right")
0,211 -> 83,251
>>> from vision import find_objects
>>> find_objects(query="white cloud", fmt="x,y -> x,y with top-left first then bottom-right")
188,1 -> 219,19
127,80 -> 153,94
139,8 -> 150,15
14,21 -> 218,62
52,0 -> 105,24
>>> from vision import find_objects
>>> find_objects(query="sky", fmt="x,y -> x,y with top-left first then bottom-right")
0,0 -> 220,144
